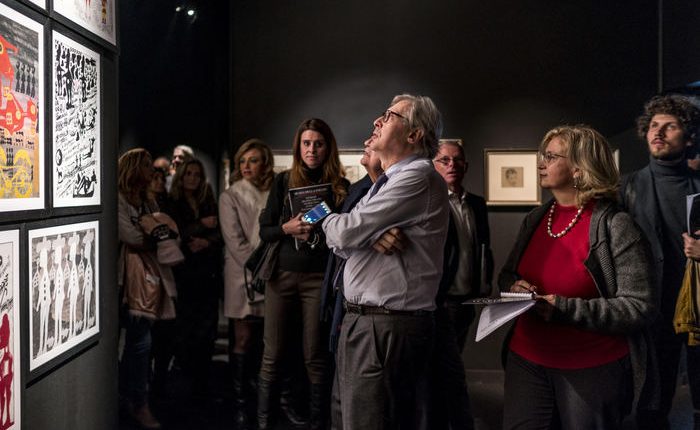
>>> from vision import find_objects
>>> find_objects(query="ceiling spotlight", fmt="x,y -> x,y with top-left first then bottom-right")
187,9 -> 195,16
175,6 -> 182,12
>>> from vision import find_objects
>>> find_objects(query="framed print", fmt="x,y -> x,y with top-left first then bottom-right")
272,149 -> 366,184
0,230 -> 20,429
26,0 -> 46,9
53,0 -> 116,46
338,150 -> 364,184
484,149 -> 541,206
28,220 -> 99,373
0,4 -> 44,212
52,31 -> 101,208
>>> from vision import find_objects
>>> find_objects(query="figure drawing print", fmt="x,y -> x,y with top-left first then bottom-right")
53,0 -> 115,45
0,5 -> 43,212
29,221 -> 99,371
52,32 -> 100,207
0,231 -> 21,429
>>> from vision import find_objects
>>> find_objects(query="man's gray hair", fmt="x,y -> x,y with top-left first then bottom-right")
391,94 -> 443,159
174,144 -> 195,157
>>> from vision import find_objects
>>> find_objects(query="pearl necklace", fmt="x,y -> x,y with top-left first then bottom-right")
546,202 -> 584,238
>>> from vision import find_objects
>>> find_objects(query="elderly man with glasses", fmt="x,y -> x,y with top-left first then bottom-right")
322,94 -> 448,430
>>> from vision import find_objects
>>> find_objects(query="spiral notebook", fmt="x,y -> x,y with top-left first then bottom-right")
463,292 -> 536,342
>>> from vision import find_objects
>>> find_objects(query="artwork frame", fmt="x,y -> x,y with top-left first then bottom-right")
272,149 -> 366,184
27,219 -> 99,377
53,0 -> 116,46
0,3 -> 45,213
51,30 -> 101,208
0,228 -> 22,430
484,149 -> 541,206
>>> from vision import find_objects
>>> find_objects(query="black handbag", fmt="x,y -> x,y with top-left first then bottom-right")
244,240 -> 280,301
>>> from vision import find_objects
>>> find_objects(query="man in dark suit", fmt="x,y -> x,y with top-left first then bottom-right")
432,139 -> 493,350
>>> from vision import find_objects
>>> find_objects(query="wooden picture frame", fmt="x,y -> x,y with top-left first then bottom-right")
484,149 -> 541,206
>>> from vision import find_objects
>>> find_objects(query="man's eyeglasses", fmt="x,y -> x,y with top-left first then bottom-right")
538,152 -> 567,165
434,156 -> 466,167
380,109 -> 407,123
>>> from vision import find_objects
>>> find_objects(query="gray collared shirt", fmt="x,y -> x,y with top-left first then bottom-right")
322,156 -> 449,311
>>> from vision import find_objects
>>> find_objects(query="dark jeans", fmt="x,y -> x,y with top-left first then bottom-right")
336,312 -> 434,430
120,315 -> 153,407
443,296 -> 476,353
259,271 -> 327,384
638,313 -> 700,429
503,351 -> 633,430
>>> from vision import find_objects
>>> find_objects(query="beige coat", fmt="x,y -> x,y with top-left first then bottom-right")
219,179 -> 269,319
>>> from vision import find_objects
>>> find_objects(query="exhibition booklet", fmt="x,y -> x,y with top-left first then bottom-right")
288,183 -> 332,249
463,292 -> 536,342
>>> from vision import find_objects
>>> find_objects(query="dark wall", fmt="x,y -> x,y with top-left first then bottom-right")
119,0 -> 229,178
231,1 -> 660,368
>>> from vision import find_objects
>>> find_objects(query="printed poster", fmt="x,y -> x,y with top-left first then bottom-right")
0,4 -> 43,212
53,0 -> 116,46
29,221 -> 99,370
0,230 -> 20,430
52,32 -> 100,207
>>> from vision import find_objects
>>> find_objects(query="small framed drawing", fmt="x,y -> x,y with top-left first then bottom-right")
272,149 -> 366,184
0,3 -> 45,213
52,30 -> 101,208
0,229 -> 21,429
484,149 -> 541,206
28,220 -> 99,375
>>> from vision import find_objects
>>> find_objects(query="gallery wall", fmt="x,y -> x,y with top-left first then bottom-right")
0,0 -> 119,428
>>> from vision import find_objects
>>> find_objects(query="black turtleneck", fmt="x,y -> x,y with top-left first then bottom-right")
650,157 -> 696,302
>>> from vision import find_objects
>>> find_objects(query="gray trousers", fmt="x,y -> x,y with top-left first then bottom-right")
503,351 -> 633,430
336,312 -> 434,430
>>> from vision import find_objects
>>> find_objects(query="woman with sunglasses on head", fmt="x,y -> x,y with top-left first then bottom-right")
257,118 -> 348,430
499,125 -> 659,429
218,138 -> 274,429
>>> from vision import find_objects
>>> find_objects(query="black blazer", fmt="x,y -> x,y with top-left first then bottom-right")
441,192 -> 494,300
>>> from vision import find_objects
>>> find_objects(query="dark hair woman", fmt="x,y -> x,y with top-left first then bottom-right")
257,118 -> 348,429
218,138 -> 274,427
499,125 -> 658,428
164,158 -> 223,397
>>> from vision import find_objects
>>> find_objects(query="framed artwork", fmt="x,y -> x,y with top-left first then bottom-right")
0,230 -> 21,429
53,0 -> 116,46
272,149 -> 365,184
0,4 -> 44,212
484,149 -> 541,206
52,31 -> 101,208
28,220 -> 99,373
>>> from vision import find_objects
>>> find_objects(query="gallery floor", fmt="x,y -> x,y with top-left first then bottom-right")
118,344 -> 695,430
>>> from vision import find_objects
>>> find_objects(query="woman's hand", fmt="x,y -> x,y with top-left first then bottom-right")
282,214 -> 313,239
682,232 -> 700,260
201,215 -> 218,229
188,236 -> 210,253
509,279 -> 538,294
534,294 -> 556,321
138,214 -> 160,235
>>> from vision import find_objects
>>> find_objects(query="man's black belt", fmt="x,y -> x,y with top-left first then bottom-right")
343,301 -> 432,317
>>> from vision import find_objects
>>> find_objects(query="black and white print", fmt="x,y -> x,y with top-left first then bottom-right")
52,32 -> 100,207
29,221 -> 99,370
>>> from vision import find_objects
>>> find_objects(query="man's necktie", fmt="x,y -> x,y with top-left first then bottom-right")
369,173 -> 388,199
